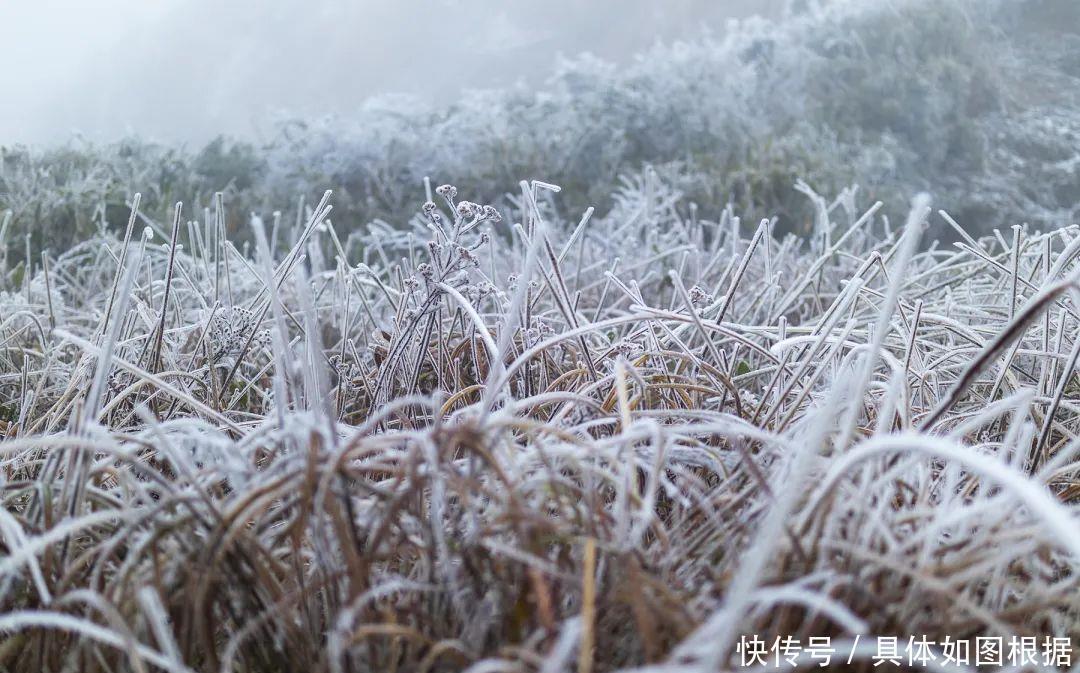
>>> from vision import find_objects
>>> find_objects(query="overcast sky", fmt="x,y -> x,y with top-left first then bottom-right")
0,0 -> 781,147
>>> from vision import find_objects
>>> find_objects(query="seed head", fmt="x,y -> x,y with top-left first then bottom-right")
456,201 -> 478,219
436,184 -> 457,205
688,285 -> 713,306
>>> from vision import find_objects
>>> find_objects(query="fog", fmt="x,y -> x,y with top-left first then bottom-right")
0,0 -> 781,147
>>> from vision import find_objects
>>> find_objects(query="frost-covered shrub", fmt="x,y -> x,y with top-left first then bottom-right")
2,0 -> 1078,250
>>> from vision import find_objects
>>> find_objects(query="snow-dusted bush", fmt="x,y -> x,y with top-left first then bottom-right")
3,0 -> 1078,255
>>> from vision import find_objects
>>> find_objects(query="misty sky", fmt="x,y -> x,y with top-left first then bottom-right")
1,0 -> 782,147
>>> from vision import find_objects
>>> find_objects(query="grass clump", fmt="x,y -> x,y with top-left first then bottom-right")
2,169 -> 1080,671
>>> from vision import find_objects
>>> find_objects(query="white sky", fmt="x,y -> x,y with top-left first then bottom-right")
0,0 -> 780,146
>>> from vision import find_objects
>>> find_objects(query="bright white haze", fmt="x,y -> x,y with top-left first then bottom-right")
0,0 -> 780,146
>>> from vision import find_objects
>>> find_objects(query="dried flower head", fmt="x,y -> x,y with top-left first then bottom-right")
688,285 -> 713,306
435,184 -> 458,207
456,201 -> 478,219
208,306 -> 263,364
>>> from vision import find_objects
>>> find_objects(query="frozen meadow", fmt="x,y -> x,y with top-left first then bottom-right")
2,0 -> 1080,671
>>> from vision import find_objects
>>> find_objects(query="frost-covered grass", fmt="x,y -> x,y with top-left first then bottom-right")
2,168 -> 1080,671
3,0 -> 1080,670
